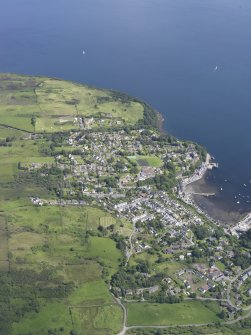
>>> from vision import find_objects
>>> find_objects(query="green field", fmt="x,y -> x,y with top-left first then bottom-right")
0,74 -> 145,134
126,301 -> 220,326
12,301 -> 73,335
71,304 -> 122,335
0,201 -> 123,335
128,155 -> 163,167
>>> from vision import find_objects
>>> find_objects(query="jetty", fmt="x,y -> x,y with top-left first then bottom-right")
231,213 -> 251,236
190,192 -> 216,197
181,153 -> 218,187
208,162 -> 219,170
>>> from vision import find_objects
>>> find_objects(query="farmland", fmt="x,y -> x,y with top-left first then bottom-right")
126,301 -> 221,326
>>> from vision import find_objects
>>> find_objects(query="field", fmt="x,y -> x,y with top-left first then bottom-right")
128,155 -> 163,167
126,301 -> 221,326
12,301 -> 73,335
71,304 -> 122,335
1,202 -> 123,335
0,74 -> 145,134
12,282 -> 123,335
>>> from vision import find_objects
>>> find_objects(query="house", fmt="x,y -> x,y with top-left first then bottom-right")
198,285 -> 209,294
242,274 -> 248,281
178,270 -> 185,276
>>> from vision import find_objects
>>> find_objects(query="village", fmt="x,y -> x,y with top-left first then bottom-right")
27,119 -> 251,321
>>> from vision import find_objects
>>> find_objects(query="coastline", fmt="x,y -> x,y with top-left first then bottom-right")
178,153 -> 220,224
157,112 -> 165,134
155,106 -> 251,230
178,153 -> 251,232
182,153 -> 213,186
4,72 -> 250,234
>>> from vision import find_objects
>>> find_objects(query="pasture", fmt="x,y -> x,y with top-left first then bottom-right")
126,301 -> 220,326
0,74 -> 145,135
128,155 -> 163,168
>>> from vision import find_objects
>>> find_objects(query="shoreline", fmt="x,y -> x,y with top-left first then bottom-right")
4,72 -> 250,234
177,153 -> 220,224
181,153 -> 213,187
157,112 -> 165,134
155,106 -> 251,231
178,154 -> 251,232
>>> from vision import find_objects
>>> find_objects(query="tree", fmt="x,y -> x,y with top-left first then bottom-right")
31,114 -> 36,132
192,225 -> 209,240
239,229 -> 251,248
191,247 -> 203,259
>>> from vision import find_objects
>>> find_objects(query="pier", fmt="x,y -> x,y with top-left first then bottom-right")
190,192 -> 216,197
208,162 -> 219,170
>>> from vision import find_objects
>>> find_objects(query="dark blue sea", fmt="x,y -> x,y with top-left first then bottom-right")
1,0 -> 251,219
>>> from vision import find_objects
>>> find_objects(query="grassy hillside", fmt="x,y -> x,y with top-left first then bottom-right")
0,73 -> 147,134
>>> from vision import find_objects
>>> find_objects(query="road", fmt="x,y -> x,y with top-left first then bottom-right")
117,313 -> 251,335
113,296 -> 128,335
115,291 -> 251,335
125,221 -> 136,265
226,265 -> 251,311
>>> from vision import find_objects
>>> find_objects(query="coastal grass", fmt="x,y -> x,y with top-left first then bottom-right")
126,301 -> 221,326
36,78 -> 144,123
0,75 -> 145,135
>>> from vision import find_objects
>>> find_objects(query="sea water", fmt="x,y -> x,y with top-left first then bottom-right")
0,0 -> 251,220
